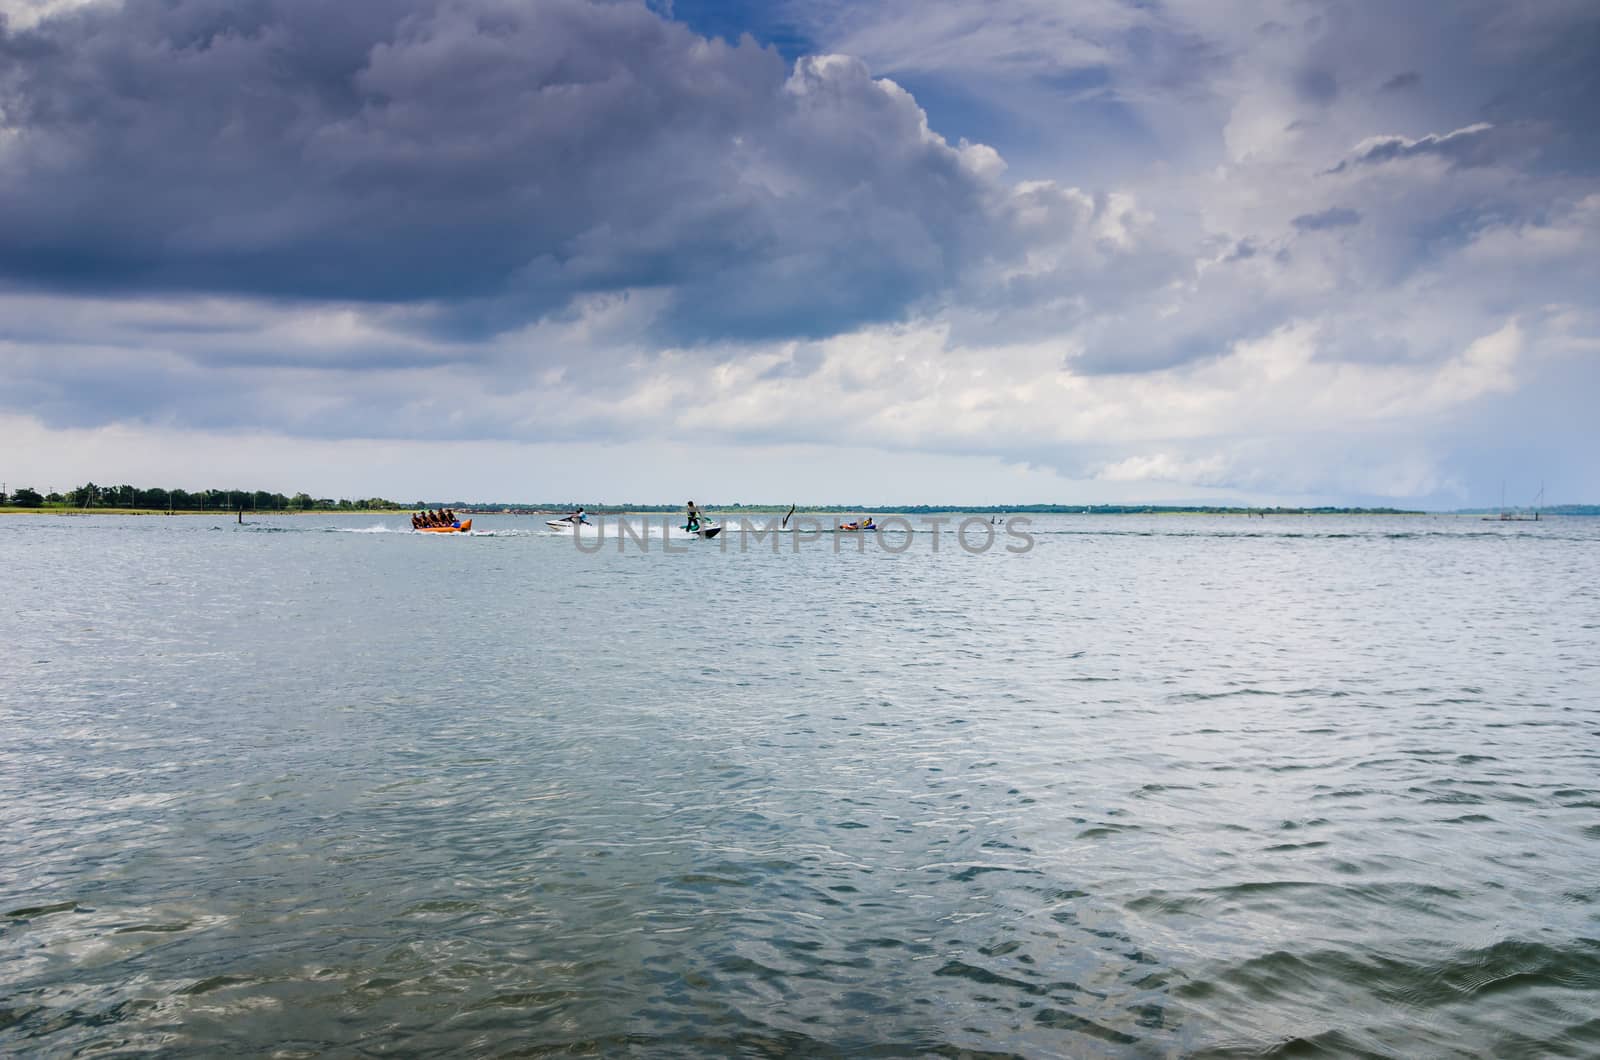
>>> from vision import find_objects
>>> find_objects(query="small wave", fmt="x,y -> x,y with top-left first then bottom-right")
1012,526 -> 1596,542
5,900 -> 79,919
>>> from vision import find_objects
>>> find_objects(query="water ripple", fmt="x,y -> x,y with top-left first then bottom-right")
2,513 -> 1598,1056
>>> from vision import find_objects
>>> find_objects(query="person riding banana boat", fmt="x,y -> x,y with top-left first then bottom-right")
838,516 -> 877,531
413,508 -> 461,529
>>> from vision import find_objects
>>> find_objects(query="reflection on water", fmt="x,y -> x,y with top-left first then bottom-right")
3,513 -> 1598,1056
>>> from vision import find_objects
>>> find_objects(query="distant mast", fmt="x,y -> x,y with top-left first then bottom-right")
1484,480 -> 1541,522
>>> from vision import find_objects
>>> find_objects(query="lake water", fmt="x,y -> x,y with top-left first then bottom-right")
3,513 -> 1597,1057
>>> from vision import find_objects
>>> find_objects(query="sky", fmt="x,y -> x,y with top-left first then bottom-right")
1,0 -> 1596,507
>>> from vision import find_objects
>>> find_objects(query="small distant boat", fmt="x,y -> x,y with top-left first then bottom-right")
418,519 -> 471,533
1482,483 -> 1542,522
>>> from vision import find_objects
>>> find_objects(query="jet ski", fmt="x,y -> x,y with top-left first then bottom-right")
682,523 -> 722,539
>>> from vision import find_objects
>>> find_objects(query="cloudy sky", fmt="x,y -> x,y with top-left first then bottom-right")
2,0 -> 1595,506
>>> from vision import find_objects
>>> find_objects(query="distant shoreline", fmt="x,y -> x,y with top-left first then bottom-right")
8,506 -> 1574,519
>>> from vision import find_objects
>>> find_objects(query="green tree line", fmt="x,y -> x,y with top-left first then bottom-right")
1,482 -> 408,511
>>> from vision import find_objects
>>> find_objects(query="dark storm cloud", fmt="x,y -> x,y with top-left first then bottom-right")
0,0 -> 998,342
1479,10 -> 1600,174
1305,3 -> 1600,178
1292,206 -> 1361,231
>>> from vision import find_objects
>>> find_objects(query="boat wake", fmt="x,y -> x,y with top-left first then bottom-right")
319,525 -> 521,536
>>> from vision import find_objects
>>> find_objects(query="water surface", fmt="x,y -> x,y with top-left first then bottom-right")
3,513 -> 1597,1056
